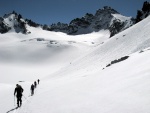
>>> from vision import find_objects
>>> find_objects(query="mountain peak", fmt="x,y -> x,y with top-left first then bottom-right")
1,12 -> 29,34
0,11 -> 41,34
97,6 -> 119,14
47,6 -> 134,37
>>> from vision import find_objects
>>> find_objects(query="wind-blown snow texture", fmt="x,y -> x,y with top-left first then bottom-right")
0,15 -> 150,113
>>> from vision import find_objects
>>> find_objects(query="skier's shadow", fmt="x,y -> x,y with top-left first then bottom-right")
6,107 -> 18,113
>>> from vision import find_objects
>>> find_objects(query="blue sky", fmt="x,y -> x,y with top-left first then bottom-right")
0,0 -> 148,25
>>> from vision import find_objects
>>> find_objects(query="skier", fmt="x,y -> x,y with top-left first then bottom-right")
34,81 -> 37,88
30,84 -> 34,96
37,79 -> 40,84
14,84 -> 24,107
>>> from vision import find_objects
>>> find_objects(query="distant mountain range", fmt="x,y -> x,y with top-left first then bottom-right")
45,6 -> 134,37
0,1 -> 149,37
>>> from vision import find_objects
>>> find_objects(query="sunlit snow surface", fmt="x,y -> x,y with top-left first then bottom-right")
0,16 -> 150,113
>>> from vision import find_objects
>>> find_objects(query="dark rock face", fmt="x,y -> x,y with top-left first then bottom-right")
25,19 -> 40,27
136,1 -> 150,23
0,17 -> 11,33
48,22 -> 69,32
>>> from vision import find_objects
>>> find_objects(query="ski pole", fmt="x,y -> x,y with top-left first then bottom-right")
14,95 -> 15,106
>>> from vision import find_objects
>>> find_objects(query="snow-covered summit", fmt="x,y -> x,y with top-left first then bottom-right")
0,11 -> 29,34
0,11 -> 41,34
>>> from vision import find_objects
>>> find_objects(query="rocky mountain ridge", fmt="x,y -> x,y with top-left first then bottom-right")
45,6 -> 135,37
0,1 -> 149,37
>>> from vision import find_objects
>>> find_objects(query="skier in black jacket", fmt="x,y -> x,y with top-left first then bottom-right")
37,79 -> 40,84
31,84 -> 34,96
14,84 -> 24,107
34,81 -> 37,88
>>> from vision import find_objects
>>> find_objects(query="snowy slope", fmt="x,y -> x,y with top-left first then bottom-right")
0,16 -> 150,113
46,15 -> 150,79
18,49 -> 150,113
0,26 -> 110,83
2,47 -> 150,113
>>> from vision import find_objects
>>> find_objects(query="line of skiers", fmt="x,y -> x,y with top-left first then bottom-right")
31,79 -> 40,96
14,79 -> 40,107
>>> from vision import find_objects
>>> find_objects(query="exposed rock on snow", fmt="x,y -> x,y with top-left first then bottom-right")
106,56 -> 129,68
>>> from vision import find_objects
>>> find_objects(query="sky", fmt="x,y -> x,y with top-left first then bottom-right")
0,0 -> 148,25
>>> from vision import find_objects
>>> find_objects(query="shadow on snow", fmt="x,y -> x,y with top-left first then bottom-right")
6,107 -> 18,113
